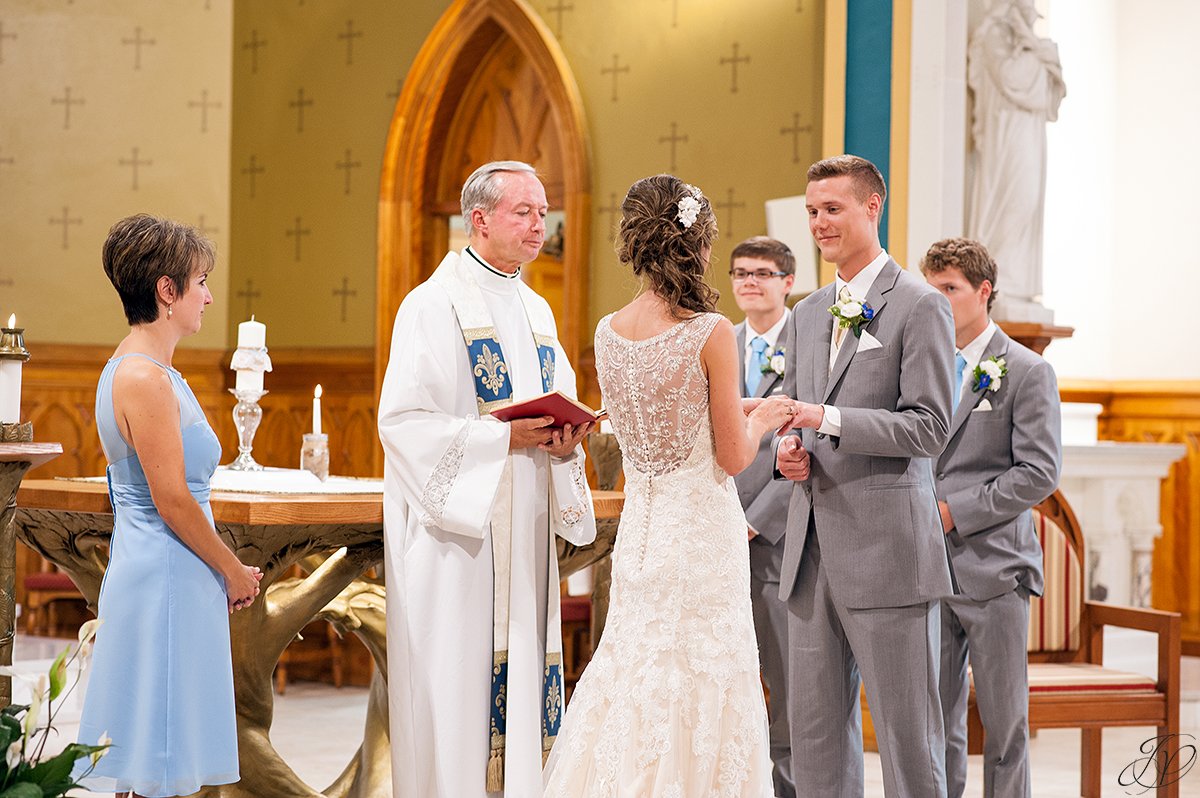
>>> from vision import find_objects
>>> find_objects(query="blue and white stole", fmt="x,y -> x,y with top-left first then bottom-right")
430,248 -> 565,790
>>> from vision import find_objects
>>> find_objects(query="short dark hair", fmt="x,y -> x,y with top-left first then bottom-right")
806,154 -> 887,207
920,237 -> 998,311
102,214 -> 215,326
730,236 -> 796,276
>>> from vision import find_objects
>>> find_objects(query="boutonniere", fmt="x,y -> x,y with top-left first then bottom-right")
828,296 -> 876,338
760,346 -> 786,377
972,356 -> 1008,393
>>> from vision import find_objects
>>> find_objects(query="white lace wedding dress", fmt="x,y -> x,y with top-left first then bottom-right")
543,312 -> 774,798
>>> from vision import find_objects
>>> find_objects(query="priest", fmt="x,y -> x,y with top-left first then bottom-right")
379,160 -> 597,797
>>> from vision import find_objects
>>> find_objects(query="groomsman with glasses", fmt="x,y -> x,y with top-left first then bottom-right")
729,235 -> 798,798
921,237 -> 1061,798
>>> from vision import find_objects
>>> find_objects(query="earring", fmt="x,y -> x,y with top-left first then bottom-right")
167,304 -> 173,319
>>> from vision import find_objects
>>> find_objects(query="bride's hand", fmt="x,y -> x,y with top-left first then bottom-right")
741,397 -> 764,415
749,396 -> 796,433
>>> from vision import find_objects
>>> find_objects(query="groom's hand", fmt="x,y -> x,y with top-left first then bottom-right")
776,435 -> 811,482
778,401 -> 824,433
509,416 -> 556,451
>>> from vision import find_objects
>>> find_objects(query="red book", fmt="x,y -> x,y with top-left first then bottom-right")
489,391 -> 606,428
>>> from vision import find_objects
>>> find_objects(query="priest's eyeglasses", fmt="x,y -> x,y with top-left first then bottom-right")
730,268 -> 788,283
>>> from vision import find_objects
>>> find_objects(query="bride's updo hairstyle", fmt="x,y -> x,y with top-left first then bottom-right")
617,174 -> 719,319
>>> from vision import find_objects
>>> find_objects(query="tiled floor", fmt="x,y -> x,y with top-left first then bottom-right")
14,630 -> 1200,797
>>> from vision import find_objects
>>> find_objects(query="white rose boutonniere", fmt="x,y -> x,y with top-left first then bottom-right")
972,356 -> 1008,393
761,347 -> 786,377
828,297 -> 876,338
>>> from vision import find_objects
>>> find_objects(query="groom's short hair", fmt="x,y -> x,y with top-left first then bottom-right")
920,237 -> 998,311
807,155 -> 887,207
730,236 -> 796,276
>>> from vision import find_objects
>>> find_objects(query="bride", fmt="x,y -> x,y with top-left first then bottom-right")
543,174 -> 799,797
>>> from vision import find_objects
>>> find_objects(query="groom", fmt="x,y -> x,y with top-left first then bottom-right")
775,155 -> 956,797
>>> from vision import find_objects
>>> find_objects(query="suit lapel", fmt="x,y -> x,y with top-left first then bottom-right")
945,328 -> 1011,445
811,285 -> 835,400
735,321 -> 748,398
821,260 -> 898,404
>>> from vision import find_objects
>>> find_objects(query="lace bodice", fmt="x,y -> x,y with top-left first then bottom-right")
594,312 -> 723,477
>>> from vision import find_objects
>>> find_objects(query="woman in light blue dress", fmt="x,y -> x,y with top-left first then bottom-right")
75,214 -> 262,798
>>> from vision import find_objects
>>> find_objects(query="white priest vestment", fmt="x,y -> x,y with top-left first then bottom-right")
379,250 -> 597,798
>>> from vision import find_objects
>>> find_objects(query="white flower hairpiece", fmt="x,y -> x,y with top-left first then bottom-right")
676,185 -> 704,229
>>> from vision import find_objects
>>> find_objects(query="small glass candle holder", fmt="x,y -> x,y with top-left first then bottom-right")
300,433 -> 329,482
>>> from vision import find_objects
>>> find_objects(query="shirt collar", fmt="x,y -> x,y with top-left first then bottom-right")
745,308 -> 789,351
958,320 -> 998,370
835,249 -> 890,302
465,246 -> 521,280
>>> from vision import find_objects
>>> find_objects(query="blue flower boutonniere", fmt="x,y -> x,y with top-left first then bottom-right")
828,297 -> 876,338
760,346 -> 786,377
972,356 -> 1008,393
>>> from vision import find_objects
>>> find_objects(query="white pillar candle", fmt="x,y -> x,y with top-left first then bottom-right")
235,369 -> 264,393
313,384 -> 322,436
237,316 -> 266,349
0,314 -> 22,423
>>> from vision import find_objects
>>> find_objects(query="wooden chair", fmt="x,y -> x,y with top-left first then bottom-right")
23,558 -> 87,636
967,489 -> 1182,797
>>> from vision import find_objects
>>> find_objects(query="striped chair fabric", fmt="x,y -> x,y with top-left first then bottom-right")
1026,509 -> 1082,653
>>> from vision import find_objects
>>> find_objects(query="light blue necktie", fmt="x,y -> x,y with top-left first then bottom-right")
747,336 -> 768,396
953,352 -> 968,411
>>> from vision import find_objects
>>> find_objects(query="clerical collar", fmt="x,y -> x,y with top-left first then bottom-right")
466,246 -> 521,279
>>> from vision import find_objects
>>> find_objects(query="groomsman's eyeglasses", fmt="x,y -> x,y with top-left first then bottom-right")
729,268 -> 789,283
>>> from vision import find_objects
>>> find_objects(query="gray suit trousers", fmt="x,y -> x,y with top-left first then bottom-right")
787,523 -> 947,798
940,588 -> 1032,798
750,538 -> 795,798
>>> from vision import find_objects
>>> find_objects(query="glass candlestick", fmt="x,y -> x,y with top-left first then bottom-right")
228,388 -> 267,471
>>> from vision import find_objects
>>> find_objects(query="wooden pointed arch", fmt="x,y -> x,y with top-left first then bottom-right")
375,0 -> 592,390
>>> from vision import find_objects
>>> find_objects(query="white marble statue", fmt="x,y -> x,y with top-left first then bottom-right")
967,0 -> 1066,323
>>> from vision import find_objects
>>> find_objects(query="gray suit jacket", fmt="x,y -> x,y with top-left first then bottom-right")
937,328 -> 1061,601
778,259 -> 956,609
734,313 -> 795,550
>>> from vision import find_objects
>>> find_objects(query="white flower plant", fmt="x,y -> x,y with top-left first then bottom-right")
0,619 -> 109,797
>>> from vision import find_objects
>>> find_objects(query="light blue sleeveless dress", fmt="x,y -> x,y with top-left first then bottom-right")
74,353 -> 239,797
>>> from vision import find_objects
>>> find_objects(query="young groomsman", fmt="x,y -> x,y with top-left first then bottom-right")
921,237 -> 1062,798
730,236 -> 797,798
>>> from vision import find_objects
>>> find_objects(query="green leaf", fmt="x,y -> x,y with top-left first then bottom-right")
0,783 -> 42,797
26,745 -> 80,787
47,647 -> 70,703
0,715 -> 21,749
0,706 -> 27,718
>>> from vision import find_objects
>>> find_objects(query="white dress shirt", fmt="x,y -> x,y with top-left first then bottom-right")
743,309 -> 790,390
819,249 -> 891,436
956,320 -> 998,396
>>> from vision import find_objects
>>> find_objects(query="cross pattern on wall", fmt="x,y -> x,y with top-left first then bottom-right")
337,20 -> 362,66
598,192 -> 620,243
197,214 -> 219,238
0,148 -> 13,168
121,26 -> 155,70
545,1 -> 574,38
714,187 -> 746,237
237,278 -> 262,317
49,206 -> 82,250
600,54 -> 629,102
51,87 -> 84,130
780,112 -> 813,164
242,154 -> 265,198
720,42 -> 750,94
335,148 -> 362,195
244,29 -> 267,74
286,216 -> 311,261
0,21 -> 17,64
332,276 -> 357,322
119,146 -> 152,191
659,122 -> 688,172
188,90 -> 222,133
289,88 -> 313,133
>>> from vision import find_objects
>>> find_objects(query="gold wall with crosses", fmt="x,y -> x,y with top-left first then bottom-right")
0,0 -> 233,350
1,0 -> 823,349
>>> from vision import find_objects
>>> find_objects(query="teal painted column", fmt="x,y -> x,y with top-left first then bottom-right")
844,0 -> 893,248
